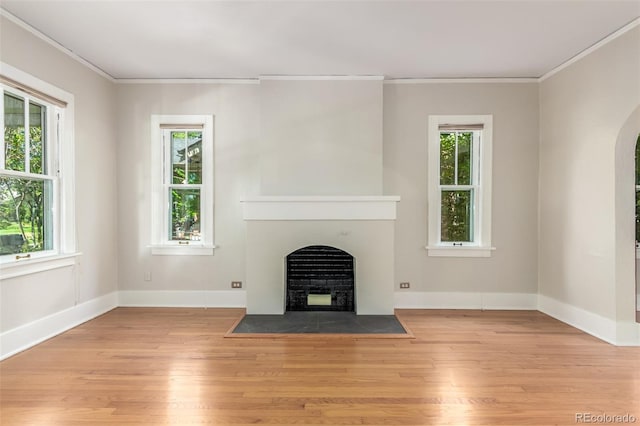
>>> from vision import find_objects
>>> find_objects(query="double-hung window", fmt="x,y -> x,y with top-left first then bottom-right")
635,134 -> 640,251
427,115 -> 493,257
150,115 -> 214,255
0,65 -> 76,276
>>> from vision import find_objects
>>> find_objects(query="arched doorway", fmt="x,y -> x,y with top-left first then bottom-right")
614,105 -> 640,326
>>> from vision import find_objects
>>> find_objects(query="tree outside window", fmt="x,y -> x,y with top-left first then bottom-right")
1,92 -> 53,256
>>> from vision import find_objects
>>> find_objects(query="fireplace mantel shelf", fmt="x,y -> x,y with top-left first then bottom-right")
241,196 -> 400,220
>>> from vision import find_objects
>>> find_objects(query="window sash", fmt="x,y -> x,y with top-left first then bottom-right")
440,188 -> 475,243
0,175 -> 55,257
437,130 -> 481,245
1,85 -> 60,260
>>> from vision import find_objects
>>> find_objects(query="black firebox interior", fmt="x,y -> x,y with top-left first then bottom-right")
286,245 -> 355,312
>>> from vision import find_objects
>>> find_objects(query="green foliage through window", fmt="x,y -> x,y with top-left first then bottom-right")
635,134 -> 640,246
1,92 -> 51,255
167,129 -> 203,242
439,130 -> 476,243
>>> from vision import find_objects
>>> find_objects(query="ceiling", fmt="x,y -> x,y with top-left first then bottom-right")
1,0 -> 639,80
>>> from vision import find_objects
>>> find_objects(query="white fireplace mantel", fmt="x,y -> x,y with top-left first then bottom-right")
241,196 -> 400,221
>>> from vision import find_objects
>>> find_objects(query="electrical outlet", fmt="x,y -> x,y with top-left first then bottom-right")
399,282 -> 410,289
144,272 -> 152,282
231,281 -> 242,289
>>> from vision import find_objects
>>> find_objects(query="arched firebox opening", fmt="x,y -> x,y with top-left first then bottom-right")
286,245 -> 355,312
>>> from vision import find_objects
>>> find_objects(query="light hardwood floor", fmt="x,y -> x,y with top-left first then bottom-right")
1,308 -> 639,425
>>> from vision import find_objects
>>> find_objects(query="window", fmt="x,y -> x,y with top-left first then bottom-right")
427,115 -> 493,257
150,115 -> 214,255
635,134 -> 640,249
0,65 -> 76,277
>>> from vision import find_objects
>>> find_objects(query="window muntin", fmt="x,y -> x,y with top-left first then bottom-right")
427,115 -> 493,257
1,88 -> 57,258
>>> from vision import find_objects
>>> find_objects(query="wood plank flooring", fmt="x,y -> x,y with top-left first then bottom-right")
1,308 -> 639,425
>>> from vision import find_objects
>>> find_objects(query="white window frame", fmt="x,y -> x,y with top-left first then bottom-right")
150,114 -> 214,256
0,62 -> 78,278
427,115 -> 494,257
635,134 -> 640,258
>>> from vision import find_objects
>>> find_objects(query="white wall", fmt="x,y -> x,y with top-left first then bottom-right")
115,83 -> 259,296
0,17 -> 118,337
539,25 -> 640,344
116,79 -> 540,307
383,82 -> 540,300
259,79 -> 383,195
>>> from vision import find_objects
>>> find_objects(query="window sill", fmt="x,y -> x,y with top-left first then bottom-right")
0,252 -> 82,280
150,244 -> 216,256
425,245 -> 495,258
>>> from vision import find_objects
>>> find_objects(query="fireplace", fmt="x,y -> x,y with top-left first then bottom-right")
286,245 -> 354,311
242,196 -> 399,315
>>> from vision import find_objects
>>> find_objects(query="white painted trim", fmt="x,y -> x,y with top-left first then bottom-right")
425,246 -> 496,258
385,78 -> 538,84
394,291 -> 538,310
537,295 -> 619,345
241,196 -> 400,220
0,252 -> 81,280
116,78 -> 259,85
540,17 -> 640,82
0,9 -> 115,83
259,75 -> 384,81
150,245 -> 215,256
0,291 -> 118,360
118,290 -> 247,308
244,195 -> 400,202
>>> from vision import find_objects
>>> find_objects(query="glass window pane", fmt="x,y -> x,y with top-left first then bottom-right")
186,131 -> 202,184
441,189 -> 473,242
636,190 -> 640,245
29,102 -> 46,175
439,132 -> 455,185
457,132 -> 472,185
169,188 -> 201,241
4,94 -> 25,172
171,131 -> 186,184
0,176 -> 53,255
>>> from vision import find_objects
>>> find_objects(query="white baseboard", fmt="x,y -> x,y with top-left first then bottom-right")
0,291 -> 118,360
537,295 -> 619,345
118,290 -> 247,308
394,291 -> 538,310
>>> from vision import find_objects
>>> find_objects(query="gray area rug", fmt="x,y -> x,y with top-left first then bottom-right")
230,311 -> 408,334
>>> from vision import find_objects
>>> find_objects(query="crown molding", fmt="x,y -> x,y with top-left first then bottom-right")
0,8 -> 115,83
384,78 -> 538,84
115,78 -> 259,85
259,75 -> 385,81
540,17 -> 640,82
